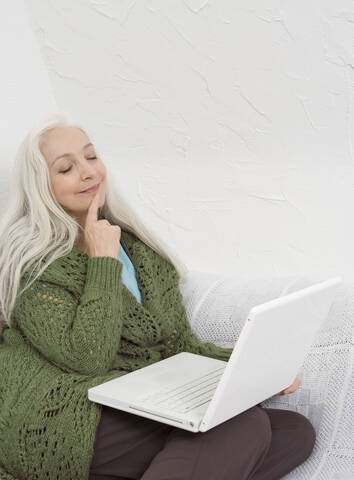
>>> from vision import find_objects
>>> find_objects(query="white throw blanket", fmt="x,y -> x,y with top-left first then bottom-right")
179,271 -> 354,480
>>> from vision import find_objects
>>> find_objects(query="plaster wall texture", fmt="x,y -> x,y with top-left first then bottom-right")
2,1 -> 354,279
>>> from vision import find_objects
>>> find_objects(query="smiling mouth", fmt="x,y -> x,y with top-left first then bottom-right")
79,183 -> 100,194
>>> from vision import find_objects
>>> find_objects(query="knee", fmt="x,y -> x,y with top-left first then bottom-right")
244,406 -> 272,452
291,412 -> 316,459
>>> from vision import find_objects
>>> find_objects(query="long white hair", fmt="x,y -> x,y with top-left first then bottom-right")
0,111 -> 189,332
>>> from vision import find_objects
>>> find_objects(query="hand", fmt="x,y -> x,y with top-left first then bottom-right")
277,375 -> 301,396
84,188 -> 121,259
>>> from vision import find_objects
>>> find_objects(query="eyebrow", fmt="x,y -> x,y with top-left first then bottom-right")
52,142 -> 94,166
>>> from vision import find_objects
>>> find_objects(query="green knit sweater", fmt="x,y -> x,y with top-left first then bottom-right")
0,229 -> 232,480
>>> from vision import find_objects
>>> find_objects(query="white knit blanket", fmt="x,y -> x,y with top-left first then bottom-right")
179,272 -> 354,480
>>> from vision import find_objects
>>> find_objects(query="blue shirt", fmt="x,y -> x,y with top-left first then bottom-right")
117,243 -> 142,304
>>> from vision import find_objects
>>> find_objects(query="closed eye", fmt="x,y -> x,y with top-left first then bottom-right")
60,157 -> 97,174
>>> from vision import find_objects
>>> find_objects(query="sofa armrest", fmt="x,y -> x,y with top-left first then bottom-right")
178,271 -> 333,347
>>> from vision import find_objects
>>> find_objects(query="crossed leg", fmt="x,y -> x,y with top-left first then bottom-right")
89,405 -> 316,480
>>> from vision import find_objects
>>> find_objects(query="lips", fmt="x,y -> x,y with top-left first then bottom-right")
80,183 -> 100,194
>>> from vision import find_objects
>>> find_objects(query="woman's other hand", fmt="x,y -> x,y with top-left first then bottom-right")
277,375 -> 301,396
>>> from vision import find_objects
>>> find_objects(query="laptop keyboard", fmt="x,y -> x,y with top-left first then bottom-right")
136,366 -> 225,413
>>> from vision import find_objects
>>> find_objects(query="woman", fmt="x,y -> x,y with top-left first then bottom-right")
0,112 -> 315,480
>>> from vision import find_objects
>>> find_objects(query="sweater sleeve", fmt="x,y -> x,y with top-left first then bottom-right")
0,465 -> 17,480
12,256 -> 124,376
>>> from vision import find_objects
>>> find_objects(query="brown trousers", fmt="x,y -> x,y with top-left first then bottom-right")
88,404 -> 316,480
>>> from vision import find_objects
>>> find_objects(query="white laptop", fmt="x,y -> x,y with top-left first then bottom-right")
88,276 -> 342,433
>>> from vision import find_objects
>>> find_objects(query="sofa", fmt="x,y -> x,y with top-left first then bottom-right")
1,271 -> 353,479
178,271 -> 354,480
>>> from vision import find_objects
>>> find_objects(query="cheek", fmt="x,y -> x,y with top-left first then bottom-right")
52,177 -> 77,200
99,163 -> 107,178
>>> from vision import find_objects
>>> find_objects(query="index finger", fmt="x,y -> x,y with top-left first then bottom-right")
86,191 -> 100,224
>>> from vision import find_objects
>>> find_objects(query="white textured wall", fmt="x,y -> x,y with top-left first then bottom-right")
0,0 -> 56,205
11,1 -> 354,278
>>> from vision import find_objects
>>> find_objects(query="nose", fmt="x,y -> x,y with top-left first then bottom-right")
78,159 -> 97,178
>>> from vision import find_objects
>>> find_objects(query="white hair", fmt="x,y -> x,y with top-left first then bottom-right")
0,111 -> 189,333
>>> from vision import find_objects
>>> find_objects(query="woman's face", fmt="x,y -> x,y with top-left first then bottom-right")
41,126 -> 106,223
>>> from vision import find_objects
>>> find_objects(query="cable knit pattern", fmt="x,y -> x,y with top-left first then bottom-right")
0,229 -> 232,480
